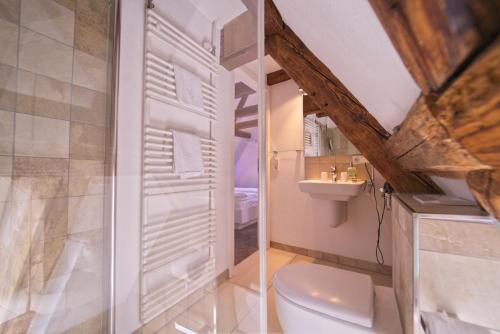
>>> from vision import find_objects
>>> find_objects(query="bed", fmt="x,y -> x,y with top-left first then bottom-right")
234,187 -> 258,230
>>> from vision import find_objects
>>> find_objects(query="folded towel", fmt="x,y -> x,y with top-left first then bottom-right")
173,130 -> 204,179
173,64 -> 204,109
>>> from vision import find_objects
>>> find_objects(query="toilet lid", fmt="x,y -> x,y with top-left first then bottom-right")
273,263 -> 374,328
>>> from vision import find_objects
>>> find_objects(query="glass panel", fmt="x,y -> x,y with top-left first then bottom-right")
114,0 -> 265,333
0,0 -> 116,332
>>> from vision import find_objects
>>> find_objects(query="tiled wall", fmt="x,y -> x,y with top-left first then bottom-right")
0,0 -> 113,332
392,195 -> 500,333
391,197 -> 414,334
419,218 -> 500,330
304,155 -> 370,180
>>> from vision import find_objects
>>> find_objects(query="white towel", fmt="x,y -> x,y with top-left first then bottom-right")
173,130 -> 204,179
173,64 -> 204,109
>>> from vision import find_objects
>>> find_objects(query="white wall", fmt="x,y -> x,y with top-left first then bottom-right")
115,1 -> 234,332
234,135 -> 258,188
269,80 -> 393,265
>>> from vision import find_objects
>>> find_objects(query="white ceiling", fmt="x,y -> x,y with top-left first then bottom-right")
187,0 -> 247,26
274,0 -> 421,132
244,55 -> 282,78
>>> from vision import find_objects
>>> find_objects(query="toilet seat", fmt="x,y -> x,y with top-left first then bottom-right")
273,263 -> 375,328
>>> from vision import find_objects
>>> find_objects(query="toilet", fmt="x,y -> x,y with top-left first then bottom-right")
273,263 -> 403,334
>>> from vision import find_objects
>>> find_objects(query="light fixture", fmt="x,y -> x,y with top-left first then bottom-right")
298,88 -> 308,96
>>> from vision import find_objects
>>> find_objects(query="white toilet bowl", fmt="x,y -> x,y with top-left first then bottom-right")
273,263 -> 402,334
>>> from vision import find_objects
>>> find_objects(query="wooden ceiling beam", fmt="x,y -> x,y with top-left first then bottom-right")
266,69 -> 290,85
235,119 -> 258,130
265,0 -> 439,194
369,0 -> 500,93
303,95 -> 321,115
235,81 -> 255,98
236,105 -> 258,118
235,130 -> 252,139
431,37 -> 500,169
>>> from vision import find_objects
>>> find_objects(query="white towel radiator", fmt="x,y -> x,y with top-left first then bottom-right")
140,7 -> 218,323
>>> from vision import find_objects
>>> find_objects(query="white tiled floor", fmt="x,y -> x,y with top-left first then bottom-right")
157,248 -> 392,334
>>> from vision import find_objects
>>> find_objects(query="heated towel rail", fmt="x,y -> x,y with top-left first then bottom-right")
140,7 -> 218,323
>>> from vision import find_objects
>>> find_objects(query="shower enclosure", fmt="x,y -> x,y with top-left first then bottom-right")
1,0 -> 266,333
0,0 -> 117,332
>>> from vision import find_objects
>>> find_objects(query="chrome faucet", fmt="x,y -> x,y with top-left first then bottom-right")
330,164 -> 337,183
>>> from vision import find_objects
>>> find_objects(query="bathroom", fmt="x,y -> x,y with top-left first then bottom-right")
0,0 -> 499,333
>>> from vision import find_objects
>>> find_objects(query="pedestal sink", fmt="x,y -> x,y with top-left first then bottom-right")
298,180 -> 366,227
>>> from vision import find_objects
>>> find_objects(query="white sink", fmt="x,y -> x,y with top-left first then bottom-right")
298,179 -> 366,227
298,180 -> 366,201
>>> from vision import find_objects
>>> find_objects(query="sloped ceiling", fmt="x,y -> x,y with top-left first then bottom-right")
273,0 -> 420,133
272,0 -> 475,201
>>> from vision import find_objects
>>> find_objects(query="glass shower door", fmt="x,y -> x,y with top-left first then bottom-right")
0,0 -> 117,332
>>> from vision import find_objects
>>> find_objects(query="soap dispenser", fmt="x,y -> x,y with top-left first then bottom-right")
347,162 -> 357,182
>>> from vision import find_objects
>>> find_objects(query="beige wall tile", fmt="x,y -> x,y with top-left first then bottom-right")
71,85 -> 106,126
0,110 -> 14,155
69,159 -> 104,196
420,219 -> 500,260
16,69 -> 35,115
13,157 -> 68,177
0,200 -> 30,251
19,28 -> 73,82
55,0 -> 75,11
0,18 -> 18,67
32,175 -> 68,199
73,50 -> 107,92
67,229 -> 102,271
65,270 -> 101,308
15,113 -> 70,158
31,236 -> 70,283
74,0 -> 108,59
0,64 -> 17,111
34,75 -> 72,120
0,156 -> 12,176
68,194 -> 103,234
30,273 -> 68,315
0,0 -> 20,24
70,122 -> 105,160
21,0 -> 75,45
420,250 -> 500,330
31,197 -> 68,241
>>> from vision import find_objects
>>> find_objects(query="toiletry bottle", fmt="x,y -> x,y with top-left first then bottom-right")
347,162 -> 357,182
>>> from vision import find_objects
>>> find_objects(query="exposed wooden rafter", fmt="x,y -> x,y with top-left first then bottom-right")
369,0 -> 500,93
236,105 -> 258,118
303,95 -> 321,116
266,69 -> 290,85
235,81 -> 255,98
235,119 -> 258,131
369,1 -> 500,217
235,130 -> 252,139
264,0 -> 439,194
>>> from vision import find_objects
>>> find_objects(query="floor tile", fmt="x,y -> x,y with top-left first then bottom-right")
290,254 -> 314,264
187,282 -> 259,334
230,248 -> 295,292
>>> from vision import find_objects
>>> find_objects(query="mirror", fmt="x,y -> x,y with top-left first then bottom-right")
304,114 -> 360,157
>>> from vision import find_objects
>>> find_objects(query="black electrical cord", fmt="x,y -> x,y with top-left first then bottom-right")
364,163 -> 386,265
